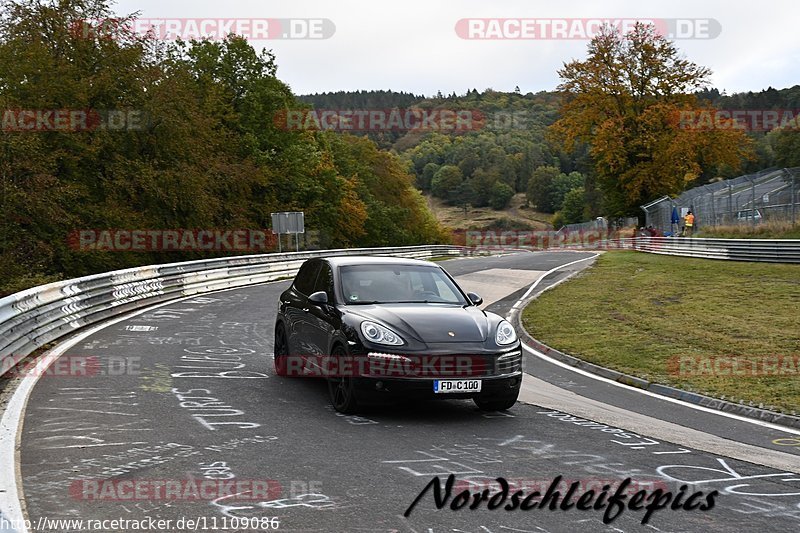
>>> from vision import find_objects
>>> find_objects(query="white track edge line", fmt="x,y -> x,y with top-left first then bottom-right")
521,343 -> 800,436
510,253 -> 600,310
0,281 -> 285,533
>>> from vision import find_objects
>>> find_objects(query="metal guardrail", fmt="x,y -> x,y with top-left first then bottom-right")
616,237 -> 800,263
0,245 -> 462,377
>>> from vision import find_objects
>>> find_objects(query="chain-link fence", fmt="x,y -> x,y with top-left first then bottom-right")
557,217 -> 638,234
641,167 -> 800,235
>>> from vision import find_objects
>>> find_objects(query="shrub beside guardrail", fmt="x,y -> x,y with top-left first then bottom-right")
0,245 -> 462,377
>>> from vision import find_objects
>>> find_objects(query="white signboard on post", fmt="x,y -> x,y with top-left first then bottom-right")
271,212 -> 305,252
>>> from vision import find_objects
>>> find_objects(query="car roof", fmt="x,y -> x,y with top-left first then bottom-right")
320,256 -> 441,267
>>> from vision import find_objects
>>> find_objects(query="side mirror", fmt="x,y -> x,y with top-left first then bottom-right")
308,291 -> 329,304
467,292 -> 483,306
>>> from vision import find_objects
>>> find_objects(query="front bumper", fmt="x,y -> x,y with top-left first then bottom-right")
351,371 -> 523,402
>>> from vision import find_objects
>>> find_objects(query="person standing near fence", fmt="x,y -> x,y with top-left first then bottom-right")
684,210 -> 695,237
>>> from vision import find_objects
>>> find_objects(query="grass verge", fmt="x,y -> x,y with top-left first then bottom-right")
699,222 -> 800,239
521,251 -> 800,414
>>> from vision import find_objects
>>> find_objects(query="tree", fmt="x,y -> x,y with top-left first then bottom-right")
550,23 -> 753,216
0,0 -> 447,293
327,135 -> 446,246
469,167 -> 501,207
457,151 -> 480,179
549,171 -> 584,212
419,162 -> 440,191
430,165 -> 463,200
769,127 -> 800,167
489,181 -> 515,210
452,181 -> 475,216
553,187 -> 589,227
526,166 -> 560,212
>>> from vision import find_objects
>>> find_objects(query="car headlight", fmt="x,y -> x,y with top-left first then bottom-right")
360,321 -> 405,346
496,320 -> 517,345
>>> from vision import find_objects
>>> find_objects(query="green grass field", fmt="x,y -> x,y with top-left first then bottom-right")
521,251 -> 800,413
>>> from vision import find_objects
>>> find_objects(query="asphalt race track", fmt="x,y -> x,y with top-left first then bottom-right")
10,252 -> 800,533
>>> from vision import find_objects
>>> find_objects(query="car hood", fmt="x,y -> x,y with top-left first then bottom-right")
350,304 -> 489,343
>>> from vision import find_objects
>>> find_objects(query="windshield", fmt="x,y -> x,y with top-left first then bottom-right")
339,264 -> 467,305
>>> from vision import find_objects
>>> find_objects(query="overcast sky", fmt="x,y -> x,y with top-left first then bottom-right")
115,0 -> 800,96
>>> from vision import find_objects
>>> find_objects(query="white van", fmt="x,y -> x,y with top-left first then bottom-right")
735,209 -> 762,221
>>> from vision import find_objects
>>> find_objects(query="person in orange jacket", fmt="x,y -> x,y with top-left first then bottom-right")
684,210 -> 695,237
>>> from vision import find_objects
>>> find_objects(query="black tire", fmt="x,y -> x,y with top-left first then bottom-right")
327,346 -> 359,414
474,391 -> 519,411
273,323 -> 289,376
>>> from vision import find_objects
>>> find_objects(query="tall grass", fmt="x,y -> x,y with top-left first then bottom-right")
700,221 -> 800,239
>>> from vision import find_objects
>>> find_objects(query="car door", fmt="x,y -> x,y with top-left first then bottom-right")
306,261 -> 338,357
285,259 -> 321,355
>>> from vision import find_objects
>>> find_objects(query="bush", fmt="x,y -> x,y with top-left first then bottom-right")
431,165 -> 463,200
526,166 -> 560,212
560,187 -> 589,224
489,181 -> 515,210
0,271 -> 63,298
478,217 -> 535,231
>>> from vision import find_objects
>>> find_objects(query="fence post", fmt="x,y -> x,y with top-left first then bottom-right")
704,185 -> 716,228
789,168 -> 797,226
725,183 -> 731,224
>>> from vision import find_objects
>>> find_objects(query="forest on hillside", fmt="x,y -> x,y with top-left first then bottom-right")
302,84 -> 799,224
0,0 -> 445,295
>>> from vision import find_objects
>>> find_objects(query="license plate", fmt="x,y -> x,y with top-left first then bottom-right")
433,379 -> 481,393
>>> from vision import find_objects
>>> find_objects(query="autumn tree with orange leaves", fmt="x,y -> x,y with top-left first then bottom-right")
550,23 -> 754,216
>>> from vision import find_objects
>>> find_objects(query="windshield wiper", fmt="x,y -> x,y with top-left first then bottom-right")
348,300 -> 460,305
390,300 -> 461,304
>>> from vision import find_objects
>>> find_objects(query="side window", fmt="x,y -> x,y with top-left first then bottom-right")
293,260 -> 321,296
313,263 -> 335,302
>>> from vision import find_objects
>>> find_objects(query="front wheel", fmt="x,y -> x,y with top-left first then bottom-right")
327,346 -> 359,414
474,391 -> 519,411
273,323 -> 289,376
